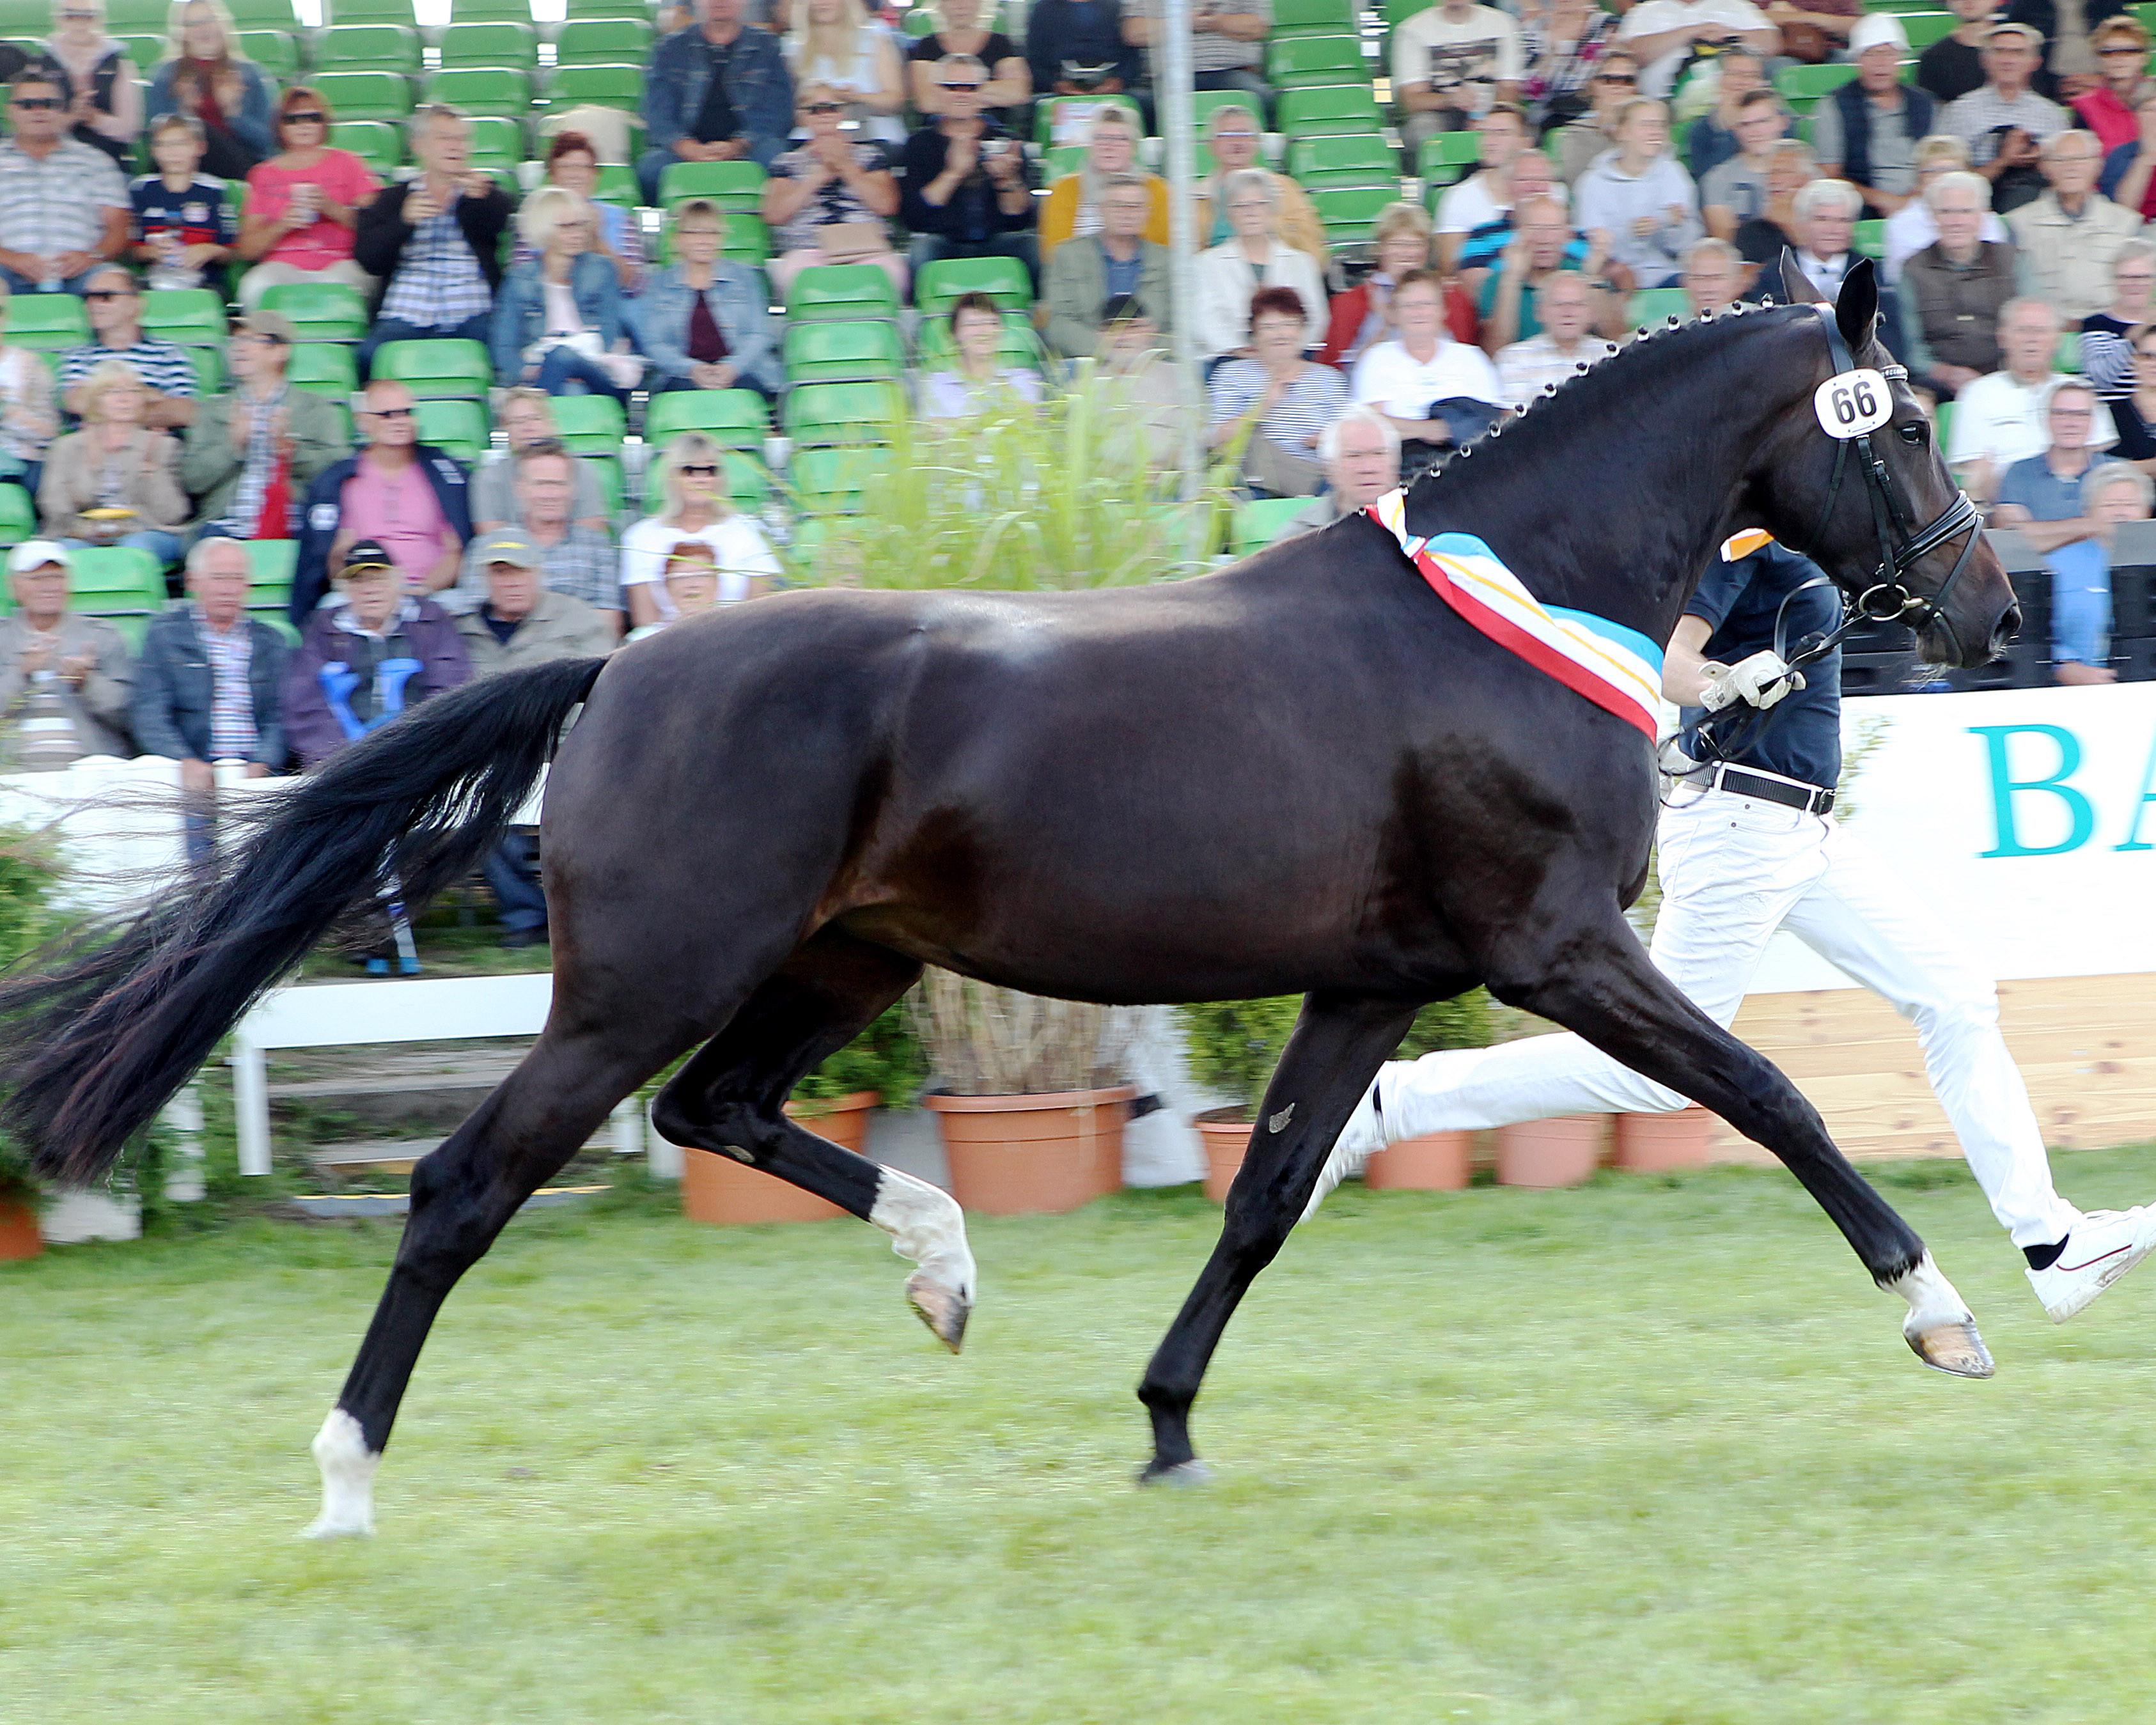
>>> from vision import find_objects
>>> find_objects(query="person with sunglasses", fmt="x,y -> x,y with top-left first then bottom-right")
760,81 -> 905,297
1552,51 -> 1641,185
637,0 -> 795,205
900,53 -> 1040,287
31,0 -> 139,169
616,430 -> 777,632
235,86 -> 379,313
2071,16 -> 2155,152
0,70 -> 130,296
56,264 -> 196,428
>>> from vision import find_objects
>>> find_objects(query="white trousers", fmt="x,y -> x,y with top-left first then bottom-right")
1373,786 -> 2081,1248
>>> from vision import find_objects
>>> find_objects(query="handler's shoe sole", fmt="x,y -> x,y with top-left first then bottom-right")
2027,1206 -> 2156,1323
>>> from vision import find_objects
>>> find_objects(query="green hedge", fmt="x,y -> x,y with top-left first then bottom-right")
1178,992 -> 1494,1120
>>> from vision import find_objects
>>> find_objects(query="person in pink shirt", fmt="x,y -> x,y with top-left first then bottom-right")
2072,17 -> 2155,154
331,381 -> 464,599
235,84 -> 379,310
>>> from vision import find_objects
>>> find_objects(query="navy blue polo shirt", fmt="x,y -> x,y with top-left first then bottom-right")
1677,542 -> 1842,791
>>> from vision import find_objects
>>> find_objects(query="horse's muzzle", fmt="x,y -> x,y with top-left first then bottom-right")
1988,601 -> 2023,662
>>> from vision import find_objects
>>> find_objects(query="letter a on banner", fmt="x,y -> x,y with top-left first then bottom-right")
2114,727 -> 2156,852
1970,724 -> 2096,857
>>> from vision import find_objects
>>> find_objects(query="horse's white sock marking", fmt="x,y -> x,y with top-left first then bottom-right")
870,1166 -> 976,1301
301,1408 -> 379,1539
1891,1252 -> 1973,1334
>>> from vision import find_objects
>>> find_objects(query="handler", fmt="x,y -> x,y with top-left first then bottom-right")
1308,533 -> 2156,1323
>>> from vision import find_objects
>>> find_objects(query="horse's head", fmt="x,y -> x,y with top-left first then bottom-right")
1754,255 -> 2019,667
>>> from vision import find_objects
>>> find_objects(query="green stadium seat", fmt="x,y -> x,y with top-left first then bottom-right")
1418,130 -> 1484,187
1278,82 -> 1384,138
791,445 -> 892,514
311,70 -> 414,121
247,539 -> 298,609
784,319 -> 904,383
723,449 -> 767,510
464,114 -> 526,169
1309,183 -> 1400,247
140,288 -> 228,347
1933,399 -> 1952,449
1233,496 -> 1308,555
555,16 -> 651,61
66,547 -> 165,613
4,294 -> 90,352
1901,11 -> 1955,47
1382,0 -> 1424,24
786,263 -> 902,321
584,164 -> 639,207
372,338 -> 493,400
226,0 -> 297,25
426,66 -> 533,109
783,381 -> 905,446
329,120 -> 405,173
645,387 -> 768,449
659,157 -> 767,212
288,341 -> 358,398
103,0 -> 164,27
1034,93 -> 1143,147
1270,0 -> 1355,35
586,452 -> 625,517
318,24 -> 421,71
412,396 -> 488,462
183,347 -> 227,393
1626,286 -> 1691,328
1774,62 -> 1860,107
1043,143 -> 1086,177
236,29 -> 301,75
260,281 -> 370,341
114,33 -> 164,69
915,254 -> 1033,314
2057,329 -> 2081,371
326,0 -> 418,22
438,20 -> 537,65
1288,132 -> 1398,184
720,214 -> 770,264
1854,219 -> 1886,259
548,392 -> 625,455
451,0 -> 540,20
1266,33 -> 1365,88
548,62 -> 643,107
902,5 -> 937,33
0,481 -> 32,544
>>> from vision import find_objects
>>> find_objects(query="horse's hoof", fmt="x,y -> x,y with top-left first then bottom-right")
905,1270 -> 969,1353
298,1515 -> 373,1540
1906,1319 -> 1996,1378
1136,1458 -> 1214,1488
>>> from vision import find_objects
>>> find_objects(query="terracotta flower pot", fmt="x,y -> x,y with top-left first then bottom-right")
1495,1114 -> 1607,1188
1194,1107 -> 1253,1203
1614,1107 -> 1715,1172
0,1196 -> 42,1260
925,1085 -> 1134,1215
678,1091 -> 878,1226
1364,1130 -> 1473,1191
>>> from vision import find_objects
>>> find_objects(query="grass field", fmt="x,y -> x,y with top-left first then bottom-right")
9,1152 -> 2156,1724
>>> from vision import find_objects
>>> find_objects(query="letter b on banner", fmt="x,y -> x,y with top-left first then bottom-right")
1971,724 -> 2095,857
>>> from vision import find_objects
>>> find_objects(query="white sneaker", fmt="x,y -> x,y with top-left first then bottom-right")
2026,1206 -> 2156,1323
1299,1083 -> 1386,1223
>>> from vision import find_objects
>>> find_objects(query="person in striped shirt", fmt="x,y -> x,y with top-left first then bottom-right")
56,263 -> 195,428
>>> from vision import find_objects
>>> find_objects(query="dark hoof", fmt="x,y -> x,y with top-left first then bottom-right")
1136,1458 -> 1214,1488
905,1271 -> 969,1354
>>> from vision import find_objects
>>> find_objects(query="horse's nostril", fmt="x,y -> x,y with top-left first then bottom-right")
1992,603 -> 2024,654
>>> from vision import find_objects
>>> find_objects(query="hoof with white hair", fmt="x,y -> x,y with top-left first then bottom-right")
871,1167 -> 976,1353
301,1408 -> 379,1538
1891,1253 -> 1996,1379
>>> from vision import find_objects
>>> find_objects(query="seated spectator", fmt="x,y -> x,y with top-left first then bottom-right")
909,0 -> 1031,123
1277,407 -> 1400,540
0,283 -> 57,492
1755,177 -> 1865,300
39,361 -> 186,564
2079,240 -> 2155,400
130,116 -> 236,296
0,68 -> 130,295
1554,51 -> 1639,186
2009,129 -> 2140,321
1760,0 -> 1857,68
1492,269 -> 1608,405
1192,104 -> 1323,267
1040,107 -> 1165,264
1392,0 -> 1524,160
33,0 -> 139,169
293,379 -> 472,616
182,309 -> 349,540
784,0 -> 905,146
1812,17 -> 1936,220
2019,0 -> 2123,100
1885,134 -> 2009,283
762,81 -> 906,297
131,535 -> 288,787
1575,97 -> 1701,289
1192,170 -> 1327,364
0,538 -> 131,763
2099,86 -> 2156,217
1918,0 -> 1996,106
490,188 -> 637,403
284,542 -> 469,769
59,265 -> 197,428
638,0 -> 795,202
900,56 -> 1040,284
355,105 -> 516,373
1025,0 -> 1139,105
148,0 -> 274,183
1731,139 -> 1817,277
1097,295 -> 1199,469
1900,171 -> 2017,399
629,199 -> 782,399
1434,103 -> 1531,272
456,527 -> 618,675
471,389 -> 611,533
1349,267 -> 1504,478
1684,47 -> 1770,182
1614,0 -> 1776,103
2073,17 -> 2153,153
1941,24 -> 2068,214
1480,197 -> 1611,350
648,541 -> 728,629
1698,88 -> 1788,239
620,430 -> 780,630
921,288 -> 1044,414
1125,0 -> 1271,120
509,134 -> 646,292
2099,316 -> 2156,455
449,441 -> 620,628
1320,203 -> 1434,370
1208,287 -> 1346,497
1680,235 -> 1750,311
1451,148 -> 1568,281
1043,175 -> 1169,359
234,86 -> 379,312
1993,384 -> 2133,685
1947,297 -> 2114,499
1522,0 -> 1621,139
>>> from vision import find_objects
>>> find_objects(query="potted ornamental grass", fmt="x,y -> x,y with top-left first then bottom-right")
0,1137 -> 42,1260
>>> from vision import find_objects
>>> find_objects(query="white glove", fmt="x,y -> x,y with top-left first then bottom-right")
1699,650 -> 1804,712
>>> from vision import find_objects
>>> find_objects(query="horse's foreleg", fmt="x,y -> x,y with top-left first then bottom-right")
1489,917 -> 1993,1379
649,930 -> 974,1349
1137,992 -> 1421,1483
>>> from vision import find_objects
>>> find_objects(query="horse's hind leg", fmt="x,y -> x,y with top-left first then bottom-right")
1137,992 -> 1421,1483
650,928 -> 975,1350
1484,912 -> 1992,1378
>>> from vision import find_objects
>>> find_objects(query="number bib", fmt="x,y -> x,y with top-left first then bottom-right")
1813,368 -> 1892,438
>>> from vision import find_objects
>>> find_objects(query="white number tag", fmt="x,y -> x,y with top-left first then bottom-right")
1813,368 -> 1893,438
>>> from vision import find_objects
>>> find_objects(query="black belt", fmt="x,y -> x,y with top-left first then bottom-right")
1706,763 -> 1835,815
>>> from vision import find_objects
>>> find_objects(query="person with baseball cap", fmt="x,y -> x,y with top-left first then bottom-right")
0,538 -> 132,763
1940,22 -> 2071,209
180,308 -> 351,541
1811,14 -> 1938,218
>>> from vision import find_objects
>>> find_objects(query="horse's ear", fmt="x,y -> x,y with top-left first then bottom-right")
1777,247 -> 1824,305
1835,256 -> 1880,352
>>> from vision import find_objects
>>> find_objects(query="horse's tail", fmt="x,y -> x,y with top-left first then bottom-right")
0,654 -> 609,1185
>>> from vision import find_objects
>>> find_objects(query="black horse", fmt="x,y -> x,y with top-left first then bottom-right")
0,263 -> 2017,1534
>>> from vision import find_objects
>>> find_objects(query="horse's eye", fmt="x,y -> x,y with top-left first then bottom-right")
1897,421 -> 1928,447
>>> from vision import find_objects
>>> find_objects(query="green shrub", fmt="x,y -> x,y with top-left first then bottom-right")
1178,992 -> 1494,1120
790,1003 -> 929,1106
